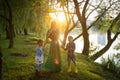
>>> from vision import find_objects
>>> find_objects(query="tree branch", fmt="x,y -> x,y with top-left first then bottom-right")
112,32 -> 120,41
68,20 -> 79,33
73,0 -> 82,21
90,13 -> 120,60
86,0 -> 103,19
73,7 -> 110,41
82,0 -> 90,16
73,1 -> 116,41
107,13 -> 120,41
78,0 -> 84,6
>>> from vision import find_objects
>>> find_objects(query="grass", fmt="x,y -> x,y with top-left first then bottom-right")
0,34 -> 119,80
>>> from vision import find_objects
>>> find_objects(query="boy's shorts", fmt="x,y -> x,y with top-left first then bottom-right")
67,53 -> 76,63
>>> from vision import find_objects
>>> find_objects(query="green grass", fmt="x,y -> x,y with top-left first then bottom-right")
0,34 -> 119,80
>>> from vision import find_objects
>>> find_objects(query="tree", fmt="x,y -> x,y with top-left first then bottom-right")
31,0 -> 49,39
58,0 -> 79,48
73,0 -> 90,56
0,0 -> 14,48
0,0 -> 49,48
50,0 -> 119,58
91,13 -> 120,60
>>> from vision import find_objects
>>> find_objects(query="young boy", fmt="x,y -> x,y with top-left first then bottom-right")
65,36 -> 78,73
35,39 -> 44,76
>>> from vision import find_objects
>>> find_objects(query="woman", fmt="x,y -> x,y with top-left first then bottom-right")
44,21 -> 61,72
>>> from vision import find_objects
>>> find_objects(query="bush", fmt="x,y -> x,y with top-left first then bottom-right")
89,42 -> 100,55
101,53 -> 120,78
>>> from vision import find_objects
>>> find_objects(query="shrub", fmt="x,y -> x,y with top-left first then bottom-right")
101,53 -> 120,78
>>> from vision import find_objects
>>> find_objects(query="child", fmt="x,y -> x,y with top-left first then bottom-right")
65,36 -> 78,73
35,39 -> 44,76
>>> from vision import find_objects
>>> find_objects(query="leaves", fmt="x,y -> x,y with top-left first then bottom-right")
0,0 -> 49,39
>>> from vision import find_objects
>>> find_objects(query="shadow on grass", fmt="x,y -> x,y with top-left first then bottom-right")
11,53 -> 28,57
28,71 -> 60,80
28,71 -> 80,80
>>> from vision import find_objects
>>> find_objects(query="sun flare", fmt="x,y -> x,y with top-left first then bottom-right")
49,12 -> 67,33
49,12 -> 66,22
57,13 -> 65,22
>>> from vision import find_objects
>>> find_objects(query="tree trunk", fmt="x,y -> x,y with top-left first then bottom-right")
81,20 -> 89,56
5,25 -> 10,39
73,0 -> 90,56
13,25 -> 16,37
0,0 -> 14,48
91,13 -> 120,60
5,0 -> 14,48
19,29 -> 22,34
3,2 -> 10,39
61,6 -> 70,49
91,32 -> 120,60
15,28 -> 19,35
24,28 -> 28,35
62,32 -> 68,48
62,21 -> 69,48
91,41 -> 113,60
8,20 -> 14,48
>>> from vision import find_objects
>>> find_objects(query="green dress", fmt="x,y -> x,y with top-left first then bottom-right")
44,28 -> 61,72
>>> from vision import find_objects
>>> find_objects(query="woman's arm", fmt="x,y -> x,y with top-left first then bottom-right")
43,29 -> 53,49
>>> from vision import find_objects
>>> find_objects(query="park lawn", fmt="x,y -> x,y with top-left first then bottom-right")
0,34 -> 119,80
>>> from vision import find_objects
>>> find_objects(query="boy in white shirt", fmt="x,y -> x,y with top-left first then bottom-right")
35,39 -> 44,76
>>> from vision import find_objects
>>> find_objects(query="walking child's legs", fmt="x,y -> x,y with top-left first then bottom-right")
36,64 -> 42,71
36,64 -> 42,75
72,56 -> 78,73
73,61 -> 78,73
67,57 -> 71,72
73,60 -> 77,66
68,61 -> 70,67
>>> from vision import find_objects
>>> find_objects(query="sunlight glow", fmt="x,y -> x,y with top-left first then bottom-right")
59,34 -> 64,46
49,12 -> 67,33
57,12 -> 65,22
49,12 -> 66,22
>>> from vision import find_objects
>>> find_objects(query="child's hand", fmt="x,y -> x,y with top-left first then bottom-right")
38,61 -> 41,63
37,59 -> 41,63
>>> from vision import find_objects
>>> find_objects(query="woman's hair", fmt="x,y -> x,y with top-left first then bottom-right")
37,39 -> 43,46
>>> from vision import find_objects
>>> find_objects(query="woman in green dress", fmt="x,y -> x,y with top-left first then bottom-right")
44,21 -> 61,72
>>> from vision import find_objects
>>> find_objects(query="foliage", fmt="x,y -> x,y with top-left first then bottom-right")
112,18 -> 120,33
89,42 -> 100,55
0,0 -> 50,39
101,54 -> 120,78
31,0 -> 50,39
114,43 -> 120,50
94,17 -> 111,33
94,0 -> 120,33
